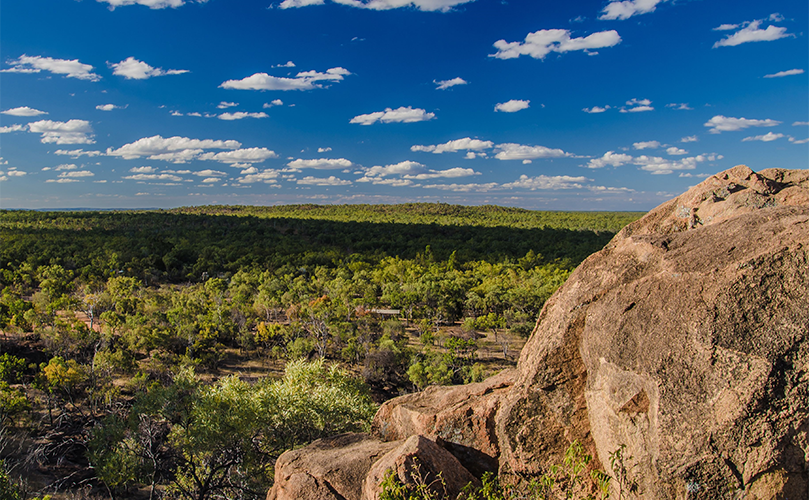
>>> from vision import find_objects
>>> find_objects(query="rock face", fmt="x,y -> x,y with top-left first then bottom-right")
268,166 -> 808,500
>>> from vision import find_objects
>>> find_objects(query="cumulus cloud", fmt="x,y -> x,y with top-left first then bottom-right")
278,0 -> 474,12
713,19 -> 790,48
713,24 -> 739,31
764,69 -> 804,78
110,57 -> 189,79
435,77 -> 467,90
97,0 -> 195,8
411,137 -> 493,154
54,164 -> 79,171
666,103 -> 692,110
491,29 -> 620,60
599,0 -> 667,21
237,169 -> 280,184
264,99 -> 285,108
29,120 -> 95,144
621,98 -> 653,113
2,106 -> 47,117
680,135 -> 698,143
634,153 -> 722,175
54,149 -> 103,157
0,125 -> 26,133
583,105 -> 610,113
493,143 -> 572,161
317,147 -> 332,153
502,174 -> 589,190
794,122 -> 809,126
704,115 -> 781,133
58,170 -> 94,178
350,106 -> 435,125
742,132 -> 784,142
96,104 -> 124,111
359,161 -> 478,182
362,160 -> 429,177
2,55 -> 100,81
218,112 -> 269,120
495,100 -> 530,113
218,101 -> 239,109
107,135 -> 241,160
124,173 -> 184,182
789,137 -> 809,144
221,67 -> 350,91
287,158 -> 354,170
129,166 -> 156,173
198,147 -> 278,164
633,140 -> 660,150
192,169 -> 226,177
0,168 -> 27,181
585,151 -> 633,169
297,175 -> 352,186
666,147 -> 688,155
421,182 -> 499,192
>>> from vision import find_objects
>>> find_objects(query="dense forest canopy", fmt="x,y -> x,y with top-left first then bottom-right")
0,204 -> 642,499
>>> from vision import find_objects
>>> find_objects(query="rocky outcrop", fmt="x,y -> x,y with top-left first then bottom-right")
268,166 -> 809,500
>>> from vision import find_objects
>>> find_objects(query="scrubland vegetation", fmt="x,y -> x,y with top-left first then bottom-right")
0,204 -> 641,499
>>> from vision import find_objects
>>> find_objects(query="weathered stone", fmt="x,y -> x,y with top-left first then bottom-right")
372,369 -> 515,476
267,433 -> 398,500
497,166 -> 809,498
362,435 -> 479,500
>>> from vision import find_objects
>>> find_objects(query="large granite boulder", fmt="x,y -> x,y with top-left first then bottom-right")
268,166 -> 808,500
497,166 -> 809,498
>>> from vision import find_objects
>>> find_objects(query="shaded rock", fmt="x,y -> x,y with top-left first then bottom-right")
267,433 -> 398,500
372,369 -> 515,477
362,435 -> 480,500
496,166 -> 809,498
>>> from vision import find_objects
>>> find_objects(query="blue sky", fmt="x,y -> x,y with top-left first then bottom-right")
0,0 -> 806,210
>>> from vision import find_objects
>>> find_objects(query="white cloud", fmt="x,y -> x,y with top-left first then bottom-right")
621,98 -> 653,113
264,99 -> 285,108
789,137 -> 809,144
502,174 -> 589,190
583,105 -> 610,113
28,119 -> 95,144
198,147 -> 278,164
237,169 -> 280,184
218,101 -> 239,109
278,0 -> 475,12
274,61 -> 296,68
422,182 -> 499,192
680,135 -> 698,143
287,158 -> 354,170
54,149 -> 102,158
2,55 -> 100,81
0,124 -> 26,133
200,177 -> 220,183
599,0 -> 667,21
97,0 -> 192,8
129,166 -> 156,173
633,140 -> 660,150
634,153 -> 722,175
218,112 -> 269,120
585,151 -> 633,169
107,135 -> 243,163
2,106 -> 47,117
704,115 -> 781,133
411,137 -> 493,154
403,167 -> 477,180
666,146 -> 688,155
494,143 -> 572,161
794,122 -> 809,126
110,57 -> 189,80
96,104 -> 124,111
363,160 -> 428,177
491,29 -> 621,60
764,69 -> 804,78
350,106 -> 435,125
713,19 -> 790,48
3,169 -> 27,178
435,77 -> 467,90
124,173 -> 184,182
221,67 -> 350,91
317,147 -> 332,153
297,175 -> 352,186
742,132 -> 784,142
495,99 -> 530,113
58,170 -> 94,178
713,24 -> 739,31
54,164 -> 79,171
193,169 -> 226,177
666,103 -> 692,110
45,178 -> 82,183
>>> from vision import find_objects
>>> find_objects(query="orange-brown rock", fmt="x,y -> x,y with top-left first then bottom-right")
372,369 -> 514,476
497,166 -> 809,498
267,433 -> 398,500
362,435 -> 480,500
